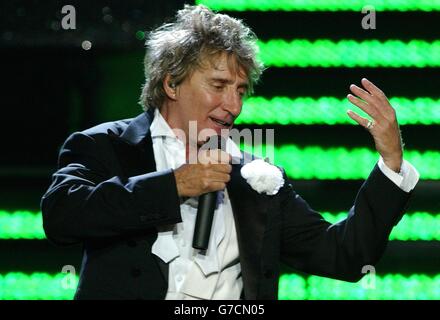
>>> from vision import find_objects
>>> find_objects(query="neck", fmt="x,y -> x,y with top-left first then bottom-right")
159,103 -> 199,162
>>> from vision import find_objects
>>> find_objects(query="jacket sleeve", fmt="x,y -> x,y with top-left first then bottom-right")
279,164 -> 412,282
40,132 -> 182,246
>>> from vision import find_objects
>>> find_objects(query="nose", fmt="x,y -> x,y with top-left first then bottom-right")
223,89 -> 242,118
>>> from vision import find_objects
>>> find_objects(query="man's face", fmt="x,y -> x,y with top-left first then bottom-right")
165,52 -> 248,146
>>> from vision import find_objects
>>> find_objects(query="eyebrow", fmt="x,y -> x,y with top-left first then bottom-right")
209,77 -> 249,89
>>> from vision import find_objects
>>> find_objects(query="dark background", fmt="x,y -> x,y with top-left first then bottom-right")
1,0 -> 439,297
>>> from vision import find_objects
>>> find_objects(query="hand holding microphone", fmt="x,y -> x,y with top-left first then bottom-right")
173,136 -> 231,250
173,150 -> 231,198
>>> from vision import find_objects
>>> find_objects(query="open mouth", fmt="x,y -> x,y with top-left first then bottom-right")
209,117 -> 231,128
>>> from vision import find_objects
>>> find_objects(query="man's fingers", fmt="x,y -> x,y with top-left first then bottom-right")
349,84 -> 373,104
361,78 -> 385,99
361,78 -> 396,118
347,110 -> 372,129
347,94 -> 381,120
198,149 -> 231,164
207,171 -> 231,183
212,163 -> 232,174
199,163 -> 231,174
205,182 -> 227,193
199,165 -> 231,193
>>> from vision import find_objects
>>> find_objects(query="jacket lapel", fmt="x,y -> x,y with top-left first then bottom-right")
227,161 -> 269,300
107,110 -> 156,176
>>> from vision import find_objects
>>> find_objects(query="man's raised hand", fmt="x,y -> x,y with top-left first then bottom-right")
347,78 -> 403,172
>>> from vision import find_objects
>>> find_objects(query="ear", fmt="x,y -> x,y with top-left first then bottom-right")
163,74 -> 177,101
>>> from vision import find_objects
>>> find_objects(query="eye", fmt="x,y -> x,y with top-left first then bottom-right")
212,84 -> 224,90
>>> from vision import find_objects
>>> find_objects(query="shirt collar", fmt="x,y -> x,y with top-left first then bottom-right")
150,108 -> 178,139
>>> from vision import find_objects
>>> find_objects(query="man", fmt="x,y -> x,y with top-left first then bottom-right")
41,5 -> 419,300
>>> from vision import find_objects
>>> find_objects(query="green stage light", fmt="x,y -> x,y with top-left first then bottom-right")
257,39 -> 440,68
197,0 -> 440,12
2,272 -> 440,300
279,273 -> 440,299
241,144 -> 440,180
0,210 -> 45,239
236,96 -> 440,125
322,212 -> 440,241
0,273 -> 78,300
1,211 -> 439,241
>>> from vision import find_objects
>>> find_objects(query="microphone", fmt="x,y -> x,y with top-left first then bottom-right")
192,135 -> 226,250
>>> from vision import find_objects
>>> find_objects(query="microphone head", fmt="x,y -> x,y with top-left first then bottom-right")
199,134 -> 227,152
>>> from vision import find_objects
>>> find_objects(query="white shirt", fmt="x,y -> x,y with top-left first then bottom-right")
150,108 -> 243,300
149,108 -> 419,300
377,157 -> 419,193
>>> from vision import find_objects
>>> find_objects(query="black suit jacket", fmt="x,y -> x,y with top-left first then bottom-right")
41,110 -> 412,300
